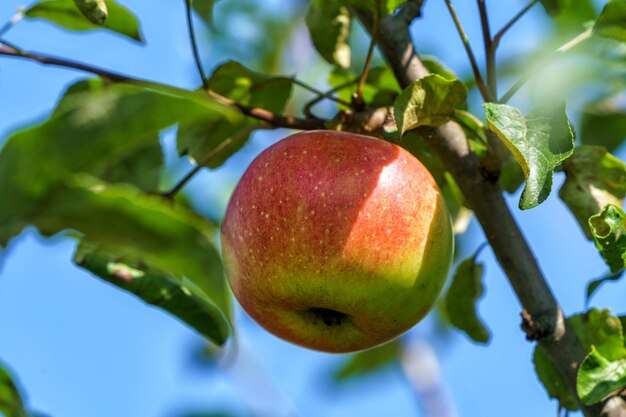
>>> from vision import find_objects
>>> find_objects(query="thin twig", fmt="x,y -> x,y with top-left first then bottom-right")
291,78 -> 353,108
0,7 -> 25,38
499,27 -> 593,103
354,0 -> 380,109
492,0 -> 540,50
0,42 -> 132,81
442,0 -> 492,101
0,43 -> 325,130
476,0 -> 496,99
183,0 -> 208,89
303,79 -> 358,118
164,125 -> 261,198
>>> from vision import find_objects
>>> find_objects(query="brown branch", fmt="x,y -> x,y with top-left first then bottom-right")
0,43 -> 325,131
476,0 -> 496,99
356,4 -> 623,416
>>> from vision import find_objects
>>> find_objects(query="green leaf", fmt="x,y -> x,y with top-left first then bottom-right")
578,347 -> 626,405
534,347 -> 579,411
0,364 -> 28,417
394,74 -> 467,138
559,146 -> 626,240
586,271 -> 625,303
25,0 -> 144,42
73,0 -> 107,24
306,0 -> 351,69
484,102 -> 575,210
55,79 -> 164,191
552,0 -> 596,33
75,242 -> 231,345
540,0 -> 568,16
0,81 -> 238,343
342,0 -> 406,17
594,0 -> 626,43
333,341 -> 402,382
191,0 -> 220,30
589,204 -> 626,273
535,309 -> 626,410
421,55 -> 458,81
178,61 -> 293,167
443,245 -> 490,344
40,176 -> 229,311
568,309 -> 626,358
328,66 -> 400,108
0,79 -> 237,243
580,105 -> 626,152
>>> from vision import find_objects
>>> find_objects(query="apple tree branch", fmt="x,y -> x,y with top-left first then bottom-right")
354,3 -> 624,416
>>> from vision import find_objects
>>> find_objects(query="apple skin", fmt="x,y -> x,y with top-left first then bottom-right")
221,130 -> 453,353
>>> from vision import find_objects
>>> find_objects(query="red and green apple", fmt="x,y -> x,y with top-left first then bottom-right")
221,130 -> 453,353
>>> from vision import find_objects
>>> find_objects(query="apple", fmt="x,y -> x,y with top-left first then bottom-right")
221,130 -> 453,353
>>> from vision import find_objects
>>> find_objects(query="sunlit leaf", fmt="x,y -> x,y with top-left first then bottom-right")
328,66 -> 400,108
559,146 -> 626,240
578,347 -> 626,405
178,61 -> 293,167
342,0 -> 406,17
421,55 -> 458,81
568,309 -> 626,357
25,0 -> 143,42
0,78 -> 238,246
394,74 -> 467,138
443,246 -> 490,343
306,0 -> 351,69
589,204 -> 626,273
594,0 -> 626,44
535,309 -> 626,410
484,102 -> 574,210
571,309 -> 626,406
73,0 -> 108,25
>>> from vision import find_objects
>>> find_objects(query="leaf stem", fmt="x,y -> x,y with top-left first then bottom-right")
499,27 -> 593,103
442,0 -> 492,101
354,0 -> 380,110
183,0 -> 209,89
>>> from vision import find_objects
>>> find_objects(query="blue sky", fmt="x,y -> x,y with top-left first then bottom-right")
0,1 -> 621,416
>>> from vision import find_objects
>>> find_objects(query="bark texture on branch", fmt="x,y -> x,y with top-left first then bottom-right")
355,4 -> 625,416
